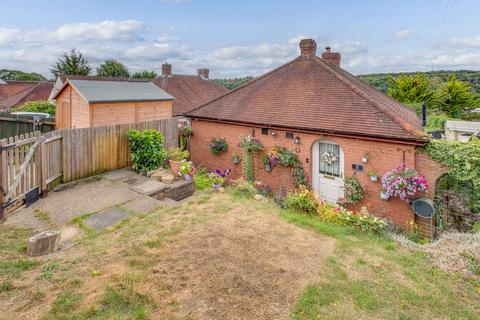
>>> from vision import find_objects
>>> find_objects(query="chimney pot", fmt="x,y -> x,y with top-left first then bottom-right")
162,62 -> 172,77
299,39 -> 317,58
197,68 -> 209,79
321,47 -> 341,66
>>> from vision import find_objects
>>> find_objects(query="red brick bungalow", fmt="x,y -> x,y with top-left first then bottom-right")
187,39 -> 442,231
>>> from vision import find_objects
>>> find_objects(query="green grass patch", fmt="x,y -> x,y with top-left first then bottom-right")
0,259 -> 39,278
36,262 -> 60,280
0,225 -> 32,255
47,289 -> 82,318
286,208 -> 480,319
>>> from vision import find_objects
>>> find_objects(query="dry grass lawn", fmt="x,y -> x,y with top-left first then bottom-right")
0,189 -> 479,320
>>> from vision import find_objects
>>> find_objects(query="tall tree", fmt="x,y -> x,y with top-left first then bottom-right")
131,70 -> 157,79
96,59 -> 130,78
435,75 -> 479,117
50,49 -> 91,77
386,73 -> 435,106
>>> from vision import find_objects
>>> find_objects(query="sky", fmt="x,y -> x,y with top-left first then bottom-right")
0,0 -> 479,79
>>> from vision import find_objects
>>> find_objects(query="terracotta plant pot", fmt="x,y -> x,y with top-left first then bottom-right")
169,159 -> 185,177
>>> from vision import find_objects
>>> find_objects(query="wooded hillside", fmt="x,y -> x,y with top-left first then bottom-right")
358,70 -> 480,94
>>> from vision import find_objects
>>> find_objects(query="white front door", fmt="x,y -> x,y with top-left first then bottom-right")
312,141 -> 344,203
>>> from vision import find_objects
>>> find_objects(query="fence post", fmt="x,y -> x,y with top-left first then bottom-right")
39,137 -> 48,198
0,139 -> 6,220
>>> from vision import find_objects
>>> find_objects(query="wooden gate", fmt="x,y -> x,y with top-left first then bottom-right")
0,131 -> 62,219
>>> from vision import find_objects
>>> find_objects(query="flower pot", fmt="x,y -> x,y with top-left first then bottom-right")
380,191 -> 390,200
362,157 -> 368,163
169,159 -> 185,177
264,163 -> 272,172
212,183 -> 222,189
233,157 -> 241,164
370,175 -> 378,182
184,173 -> 192,181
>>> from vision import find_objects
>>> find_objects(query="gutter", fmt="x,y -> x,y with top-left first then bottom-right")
188,116 -> 428,146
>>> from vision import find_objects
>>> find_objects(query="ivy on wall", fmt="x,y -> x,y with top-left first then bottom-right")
425,137 -> 480,213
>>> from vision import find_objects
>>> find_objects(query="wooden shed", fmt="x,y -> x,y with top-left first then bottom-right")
53,79 -> 174,128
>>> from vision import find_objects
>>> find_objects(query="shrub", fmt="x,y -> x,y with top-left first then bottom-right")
273,187 -> 288,208
209,138 -> 228,155
193,169 -> 212,191
16,100 -> 55,115
167,148 -> 189,162
286,186 -> 319,215
232,180 -> 258,197
318,204 -> 387,234
127,130 -> 166,174
343,176 -> 364,204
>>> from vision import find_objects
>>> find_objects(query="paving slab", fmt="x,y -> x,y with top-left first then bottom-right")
129,180 -> 169,196
122,196 -> 163,213
84,207 -> 130,231
103,169 -> 136,182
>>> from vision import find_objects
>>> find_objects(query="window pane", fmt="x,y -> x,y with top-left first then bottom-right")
319,143 -> 340,177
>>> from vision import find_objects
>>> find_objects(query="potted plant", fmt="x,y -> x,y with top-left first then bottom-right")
232,152 -> 241,164
380,188 -> 390,200
275,146 -> 299,167
178,161 -> 195,181
263,154 -> 272,172
208,169 -> 231,188
209,137 -> 228,155
368,171 -> 378,182
381,165 -> 428,202
239,135 -> 264,152
167,148 -> 189,177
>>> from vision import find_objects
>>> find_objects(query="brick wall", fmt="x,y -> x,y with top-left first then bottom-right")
190,119 -> 441,230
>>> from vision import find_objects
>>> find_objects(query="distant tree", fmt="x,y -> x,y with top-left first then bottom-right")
51,49 -> 91,77
16,100 -> 55,115
435,76 -> 480,117
386,73 -> 435,106
96,59 -> 130,78
215,76 -> 254,90
131,70 -> 157,79
0,69 -> 46,81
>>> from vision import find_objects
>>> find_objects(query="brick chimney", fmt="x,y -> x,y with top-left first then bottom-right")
321,47 -> 341,66
299,39 -> 317,58
197,68 -> 209,79
162,62 -> 172,77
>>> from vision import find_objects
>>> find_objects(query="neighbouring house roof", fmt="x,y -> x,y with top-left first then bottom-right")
153,71 -> 229,116
55,79 -> 174,103
445,120 -> 480,133
187,40 -> 427,143
0,81 -> 54,111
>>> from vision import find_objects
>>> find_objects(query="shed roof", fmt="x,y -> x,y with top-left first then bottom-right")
65,80 -> 174,103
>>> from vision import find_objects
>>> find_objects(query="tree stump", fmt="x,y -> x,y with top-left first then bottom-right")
26,230 -> 61,257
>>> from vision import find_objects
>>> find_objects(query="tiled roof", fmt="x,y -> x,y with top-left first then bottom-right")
0,81 -> 53,111
187,54 -> 427,142
154,74 -> 228,116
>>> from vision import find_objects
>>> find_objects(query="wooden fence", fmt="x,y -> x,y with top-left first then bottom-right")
0,113 -> 55,139
0,118 -> 178,218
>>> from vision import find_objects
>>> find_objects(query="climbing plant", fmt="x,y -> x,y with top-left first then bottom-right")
239,135 -> 263,182
426,137 -> 480,213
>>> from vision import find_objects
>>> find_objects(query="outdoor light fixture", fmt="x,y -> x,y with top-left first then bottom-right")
271,131 -> 277,137
294,136 -> 301,144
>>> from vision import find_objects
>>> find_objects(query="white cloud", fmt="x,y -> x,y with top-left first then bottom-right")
53,20 -> 145,42
0,20 -> 479,79
447,35 -> 480,48
393,29 -> 414,39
